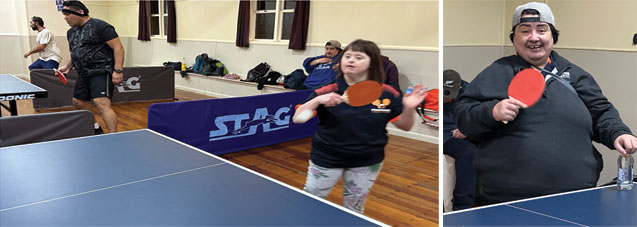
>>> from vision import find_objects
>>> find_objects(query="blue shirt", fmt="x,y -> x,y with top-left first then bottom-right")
302,55 -> 339,89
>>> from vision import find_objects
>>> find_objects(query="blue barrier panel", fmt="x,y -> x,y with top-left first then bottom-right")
148,90 -> 317,155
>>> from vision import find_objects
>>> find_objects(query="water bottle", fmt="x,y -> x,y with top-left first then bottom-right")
405,83 -> 414,94
181,57 -> 187,72
617,153 -> 634,190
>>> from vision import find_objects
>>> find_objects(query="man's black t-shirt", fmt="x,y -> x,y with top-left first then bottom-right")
67,18 -> 118,77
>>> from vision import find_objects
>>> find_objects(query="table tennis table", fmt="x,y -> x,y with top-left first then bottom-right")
0,74 -> 47,116
0,129 -> 387,226
443,184 -> 637,226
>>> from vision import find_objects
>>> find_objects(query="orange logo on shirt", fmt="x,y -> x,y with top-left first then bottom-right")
372,99 -> 391,109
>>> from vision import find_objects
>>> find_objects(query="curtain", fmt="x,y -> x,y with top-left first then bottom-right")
236,0 -> 250,47
288,0 -> 310,50
166,0 -> 176,43
137,0 -> 151,41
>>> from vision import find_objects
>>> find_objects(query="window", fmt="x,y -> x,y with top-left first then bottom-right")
150,0 -> 168,37
253,0 -> 295,41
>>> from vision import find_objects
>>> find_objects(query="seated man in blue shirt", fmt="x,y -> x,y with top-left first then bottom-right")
302,40 -> 342,89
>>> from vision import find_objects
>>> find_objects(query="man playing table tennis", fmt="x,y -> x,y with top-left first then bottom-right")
58,0 -> 124,134
454,2 -> 637,205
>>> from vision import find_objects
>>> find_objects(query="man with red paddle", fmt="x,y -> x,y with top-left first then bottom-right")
58,1 -> 125,134
454,2 -> 637,205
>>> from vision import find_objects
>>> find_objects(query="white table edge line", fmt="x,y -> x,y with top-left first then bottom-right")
444,185 -> 620,215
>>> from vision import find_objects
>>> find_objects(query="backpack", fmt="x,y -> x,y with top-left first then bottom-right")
195,57 -> 227,76
200,58 -> 219,76
256,71 -> 282,90
193,53 -> 209,73
276,73 -> 286,84
214,61 -> 229,76
283,69 -> 307,90
242,62 -> 271,82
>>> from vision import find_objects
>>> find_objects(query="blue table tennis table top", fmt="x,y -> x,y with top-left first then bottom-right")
0,74 -> 47,98
0,129 -> 387,226
444,183 -> 637,226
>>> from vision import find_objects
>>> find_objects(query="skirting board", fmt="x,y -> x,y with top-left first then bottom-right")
387,127 -> 438,144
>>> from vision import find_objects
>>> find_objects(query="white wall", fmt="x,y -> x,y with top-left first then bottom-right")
1,0 -> 30,77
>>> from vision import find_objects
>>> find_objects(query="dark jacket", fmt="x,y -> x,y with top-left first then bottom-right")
381,55 -> 400,92
454,51 -> 632,202
443,80 -> 468,144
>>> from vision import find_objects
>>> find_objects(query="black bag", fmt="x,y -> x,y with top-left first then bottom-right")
163,61 -> 182,71
242,62 -> 271,82
191,54 -> 226,76
201,58 -> 220,76
256,71 -> 282,90
283,69 -> 307,90
264,71 -> 282,85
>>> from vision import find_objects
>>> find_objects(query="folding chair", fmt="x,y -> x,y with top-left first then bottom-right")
416,88 -> 439,127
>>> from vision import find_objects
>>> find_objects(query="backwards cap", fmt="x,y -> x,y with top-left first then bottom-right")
512,2 -> 554,28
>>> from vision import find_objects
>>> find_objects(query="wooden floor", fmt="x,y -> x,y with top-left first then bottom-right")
2,89 -> 439,226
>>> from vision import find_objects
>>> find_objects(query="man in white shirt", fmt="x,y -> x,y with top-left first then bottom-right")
24,16 -> 62,70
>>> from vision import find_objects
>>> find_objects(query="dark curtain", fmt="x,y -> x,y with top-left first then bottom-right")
166,0 -> 176,43
137,0 -> 151,41
236,0 -> 250,47
288,0 -> 310,50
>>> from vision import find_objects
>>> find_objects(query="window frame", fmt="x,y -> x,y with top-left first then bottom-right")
149,0 -> 168,37
251,0 -> 295,42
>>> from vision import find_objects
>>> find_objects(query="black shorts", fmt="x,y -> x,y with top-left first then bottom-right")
73,71 -> 114,101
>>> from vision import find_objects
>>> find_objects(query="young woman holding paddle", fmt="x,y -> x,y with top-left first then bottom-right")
292,39 -> 427,213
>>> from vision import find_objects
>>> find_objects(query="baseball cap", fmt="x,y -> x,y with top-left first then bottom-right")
325,40 -> 342,50
512,2 -> 555,28
443,69 -> 461,99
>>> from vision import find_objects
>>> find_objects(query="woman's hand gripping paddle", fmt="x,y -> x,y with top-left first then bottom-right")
295,80 -> 383,123
503,68 -> 545,124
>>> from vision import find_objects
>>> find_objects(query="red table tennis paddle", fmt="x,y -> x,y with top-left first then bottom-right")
295,80 -> 383,124
343,80 -> 383,107
503,68 -> 545,123
54,69 -> 68,85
